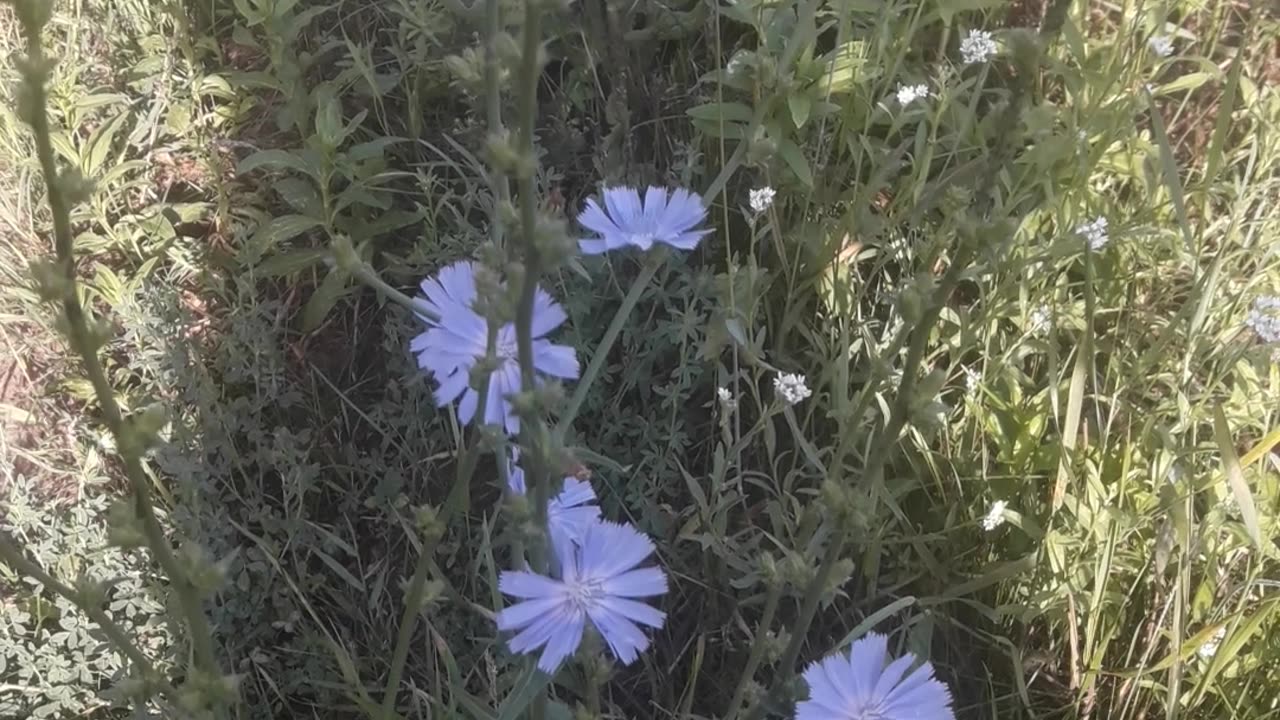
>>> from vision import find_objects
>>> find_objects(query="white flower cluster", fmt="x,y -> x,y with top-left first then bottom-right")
1076,216 -> 1109,251
1246,296 -> 1280,343
981,500 -> 1008,531
749,186 -> 776,214
1030,305 -> 1051,335
963,367 -> 980,394
773,372 -> 812,406
960,30 -> 997,64
1149,35 -> 1174,58
896,83 -> 930,105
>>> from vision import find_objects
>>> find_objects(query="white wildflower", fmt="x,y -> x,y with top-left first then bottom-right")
1076,216 -> 1109,251
960,29 -> 998,64
749,186 -> 776,214
895,83 -> 930,105
981,500 -> 1008,531
964,367 -> 980,394
1149,35 -> 1174,58
773,372 -> 812,406
1246,296 -> 1280,343
1198,627 -> 1225,659
716,386 -> 737,411
1077,129 -> 1088,143
1030,305 -> 1051,336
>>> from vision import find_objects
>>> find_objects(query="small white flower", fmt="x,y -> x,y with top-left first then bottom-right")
749,186 -> 776,214
895,83 -> 931,105
1246,296 -> 1280,343
963,367 -> 980,394
1198,627 -> 1225,659
1149,35 -> 1174,58
773,372 -> 812,406
1075,216 -> 1110,251
716,386 -> 737,411
960,29 -> 998,65
1077,129 -> 1088,143
981,500 -> 1008,531
1030,305 -> 1051,336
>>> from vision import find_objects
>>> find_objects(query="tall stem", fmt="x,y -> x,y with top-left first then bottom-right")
724,581 -> 782,719
554,249 -> 664,439
16,13 -> 222,702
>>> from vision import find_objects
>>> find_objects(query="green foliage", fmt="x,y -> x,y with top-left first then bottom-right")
2,0 -> 1280,718
0,477 -> 174,718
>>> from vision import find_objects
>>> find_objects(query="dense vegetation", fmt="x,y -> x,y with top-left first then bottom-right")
1,0 -> 1279,718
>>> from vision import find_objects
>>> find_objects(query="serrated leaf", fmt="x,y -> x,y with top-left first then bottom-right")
686,102 -> 754,123
778,138 -> 813,187
302,270 -> 352,331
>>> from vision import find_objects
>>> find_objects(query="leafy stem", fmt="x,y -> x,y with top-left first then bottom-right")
12,7 -> 223,710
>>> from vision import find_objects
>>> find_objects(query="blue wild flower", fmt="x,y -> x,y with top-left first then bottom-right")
496,520 -> 668,672
797,633 -> 954,720
578,186 -> 711,254
507,456 -> 601,552
411,261 -> 579,435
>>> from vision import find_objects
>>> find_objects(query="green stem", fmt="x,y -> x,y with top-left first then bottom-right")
0,533 -> 168,686
17,15 -> 222,703
554,249 -> 664,440
725,581 -> 782,719
350,263 -> 440,323
378,441 -> 484,719
511,0 -> 553,581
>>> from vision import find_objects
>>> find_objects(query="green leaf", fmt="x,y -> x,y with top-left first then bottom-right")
302,270 -> 352,331
788,92 -> 812,129
238,149 -> 313,177
1212,406 -> 1262,550
778,138 -> 813,187
256,249 -> 329,277
248,215 -> 322,262
686,102 -> 754,123
1157,71 -> 1220,96
82,111 -> 132,177
495,666 -> 552,720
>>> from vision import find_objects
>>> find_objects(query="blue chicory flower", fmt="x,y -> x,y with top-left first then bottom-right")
796,633 -> 954,720
578,186 -> 711,254
496,520 -> 668,672
507,458 -> 601,551
410,261 -> 579,435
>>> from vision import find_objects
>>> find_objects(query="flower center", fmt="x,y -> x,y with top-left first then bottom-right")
496,326 -> 519,361
848,703 -> 888,720
565,577 -> 605,611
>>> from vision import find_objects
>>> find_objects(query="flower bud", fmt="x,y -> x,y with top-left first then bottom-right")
107,499 -> 146,548
330,234 -> 361,272
492,32 -> 521,67
484,131 -> 522,175
415,504 -> 443,543
30,258 -> 70,302
179,542 -> 228,595
534,214 -> 575,268
443,51 -> 482,87
56,167 -> 95,205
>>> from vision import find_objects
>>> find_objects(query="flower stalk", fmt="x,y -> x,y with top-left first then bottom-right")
11,8 -> 224,714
